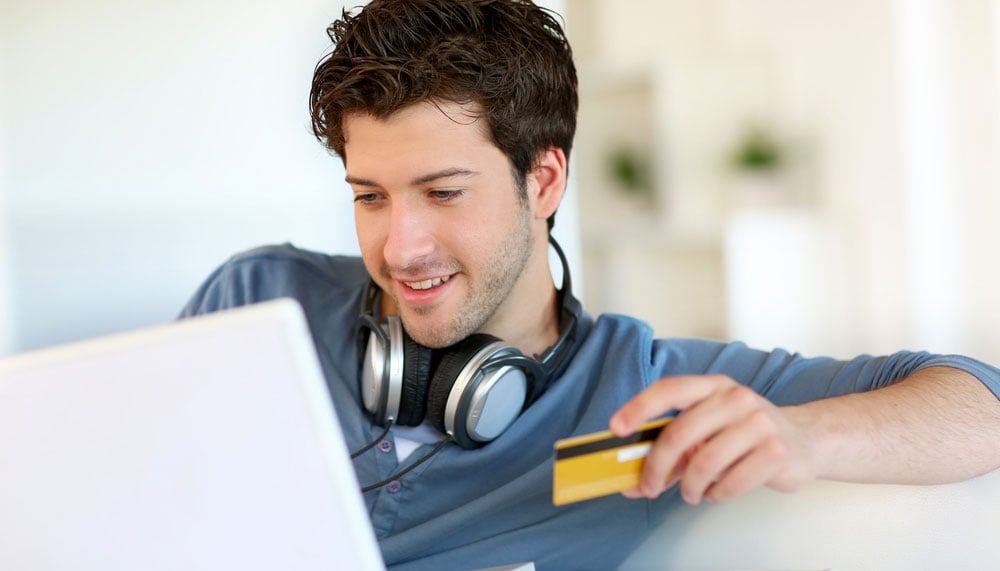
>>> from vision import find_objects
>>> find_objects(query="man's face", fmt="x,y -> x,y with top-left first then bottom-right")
344,101 -> 535,348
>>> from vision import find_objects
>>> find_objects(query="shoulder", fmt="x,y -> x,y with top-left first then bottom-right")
579,313 -> 771,382
583,313 -> 730,366
222,242 -> 365,280
551,313 -> 724,427
179,243 -> 368,316
565,313 -> 658,395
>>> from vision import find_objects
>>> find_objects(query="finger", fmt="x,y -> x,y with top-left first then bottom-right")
704,438 -> 786,504
620,487 -> 643,499
677,413 -> 764,504
621,472 -> 680,500
639,385 -> 761,496
610,375 -> 731,436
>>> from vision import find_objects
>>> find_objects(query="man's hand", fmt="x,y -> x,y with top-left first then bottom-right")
609,374 -> 821,505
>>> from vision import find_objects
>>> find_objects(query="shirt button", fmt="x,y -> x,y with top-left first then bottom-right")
386,480 -> 402,493
377,438 -> 393,453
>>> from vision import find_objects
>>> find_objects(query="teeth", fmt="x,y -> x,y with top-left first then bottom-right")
405,275 -> 451,291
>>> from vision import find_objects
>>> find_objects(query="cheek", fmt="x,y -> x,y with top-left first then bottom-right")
442,219 -> 488,255
358,249 -> 391,294
354,216 -> 385,266
452,206 -> 520,254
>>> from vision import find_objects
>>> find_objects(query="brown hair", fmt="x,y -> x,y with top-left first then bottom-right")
309,0 -> 578,227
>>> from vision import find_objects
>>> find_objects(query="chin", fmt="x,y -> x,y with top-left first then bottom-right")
408,329 -> 461,350
396,314 -> 446,346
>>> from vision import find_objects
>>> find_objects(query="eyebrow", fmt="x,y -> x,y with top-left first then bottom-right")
345,167 -> 479,188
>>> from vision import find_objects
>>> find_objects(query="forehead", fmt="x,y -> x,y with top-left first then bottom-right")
344,100 -> 492,150
342,100 -> 506,177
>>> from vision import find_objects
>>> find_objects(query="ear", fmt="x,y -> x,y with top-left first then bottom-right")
526,147 -> 567,221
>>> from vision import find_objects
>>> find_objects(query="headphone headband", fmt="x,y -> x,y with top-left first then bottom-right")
533,236 -> 580,395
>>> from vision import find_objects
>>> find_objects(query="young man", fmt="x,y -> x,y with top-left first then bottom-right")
180,1 -> 1000,569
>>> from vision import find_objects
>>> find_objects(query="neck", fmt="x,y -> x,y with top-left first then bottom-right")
481,235 -> 562,358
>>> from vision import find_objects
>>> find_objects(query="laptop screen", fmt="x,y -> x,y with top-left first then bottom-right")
0,299 -> 385,571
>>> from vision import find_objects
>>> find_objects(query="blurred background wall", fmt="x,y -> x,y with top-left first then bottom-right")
0,0 -> 355,354
1,0 -> 997,366
567,0 -> 1000,363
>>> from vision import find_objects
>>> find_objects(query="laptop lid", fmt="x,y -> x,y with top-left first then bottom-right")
0,298 -> 385,571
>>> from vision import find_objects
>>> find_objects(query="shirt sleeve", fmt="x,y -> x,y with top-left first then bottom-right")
651,338 -> 1000,406
176,256 -> 258,318
176,244 -> 367,320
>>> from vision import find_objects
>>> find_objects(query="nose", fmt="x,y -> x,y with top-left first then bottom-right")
383,201 -> 435,271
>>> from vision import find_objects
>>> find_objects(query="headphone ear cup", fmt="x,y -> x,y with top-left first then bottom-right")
426,334 -> 500,444
395,328 -> 434,426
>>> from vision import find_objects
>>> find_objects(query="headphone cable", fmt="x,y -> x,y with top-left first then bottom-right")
350,423 -> 393,459
360,439 -> 448,493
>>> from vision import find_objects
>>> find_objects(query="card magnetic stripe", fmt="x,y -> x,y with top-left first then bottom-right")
555,423 -> 666,460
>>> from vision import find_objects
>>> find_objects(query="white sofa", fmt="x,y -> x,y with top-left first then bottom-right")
618,469 -> 1000,571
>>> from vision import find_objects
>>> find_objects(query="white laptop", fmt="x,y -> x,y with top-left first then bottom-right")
0,298 -> 385,571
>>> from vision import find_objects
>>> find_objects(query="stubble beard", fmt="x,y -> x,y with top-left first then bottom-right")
402,208 -> 535,349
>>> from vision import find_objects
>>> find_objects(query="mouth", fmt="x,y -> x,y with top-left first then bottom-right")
402,274 -> 453,291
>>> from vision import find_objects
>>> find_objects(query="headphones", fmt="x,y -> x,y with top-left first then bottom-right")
356,237 -> 581,449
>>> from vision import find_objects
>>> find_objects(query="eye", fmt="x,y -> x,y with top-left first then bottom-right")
428,189 -> 465,202
353,192 -> 382,205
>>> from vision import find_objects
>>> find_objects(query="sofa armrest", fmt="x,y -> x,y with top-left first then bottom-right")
618,469 -> 1000,571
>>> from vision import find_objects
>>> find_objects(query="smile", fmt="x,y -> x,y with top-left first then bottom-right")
404,274 -> 452,291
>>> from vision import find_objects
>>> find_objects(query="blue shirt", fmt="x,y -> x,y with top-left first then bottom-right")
179,243 -> 1000,571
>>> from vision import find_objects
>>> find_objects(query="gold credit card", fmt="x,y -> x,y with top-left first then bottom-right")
552,418 -> 672,506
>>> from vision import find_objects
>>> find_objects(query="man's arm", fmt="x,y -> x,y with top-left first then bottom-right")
609,366 -> 1000,505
